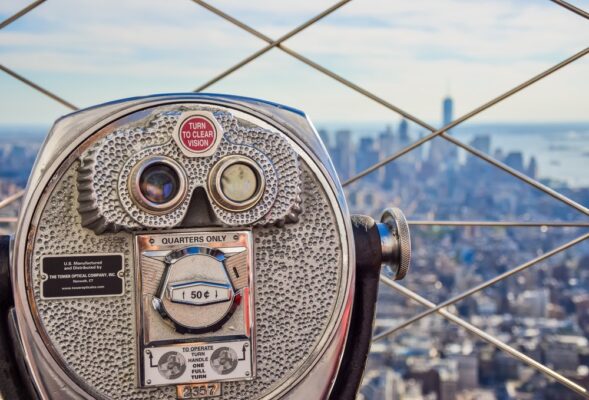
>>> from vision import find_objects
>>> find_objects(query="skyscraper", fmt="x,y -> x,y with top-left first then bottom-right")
466,134 -> 491,169
356,137 -> 379,183
332,129 -> 355,181
505,151 -> 525,173
379,125 -> 395,187
397,119 -> 417,164
429,96 -> 458,168
469,135 -> 491,154
527,156 -> 538,179
443,96 -> 454,129
398,119 -> 409,143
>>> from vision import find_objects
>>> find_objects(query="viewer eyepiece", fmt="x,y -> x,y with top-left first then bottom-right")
140,163 -> 180,204
208,155 -> 265,212
130,156 -> 187,212
5,94 -> 411,400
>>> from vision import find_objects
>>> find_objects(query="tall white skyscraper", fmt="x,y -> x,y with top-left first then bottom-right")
429,96 -> 458,168
443,96 -> 454,129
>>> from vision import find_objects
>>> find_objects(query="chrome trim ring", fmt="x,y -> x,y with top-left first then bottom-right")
128,156 -> 188,213
208,155 -> 266,212
152,247 -> 238,334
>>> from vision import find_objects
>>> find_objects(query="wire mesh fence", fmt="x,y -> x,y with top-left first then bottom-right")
1,0 -> 588,398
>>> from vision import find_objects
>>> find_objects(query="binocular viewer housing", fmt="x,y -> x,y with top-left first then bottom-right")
0,94 -> 410,400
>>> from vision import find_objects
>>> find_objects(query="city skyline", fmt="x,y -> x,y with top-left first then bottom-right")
2,94 -> 589,190
317,96 -> 589,189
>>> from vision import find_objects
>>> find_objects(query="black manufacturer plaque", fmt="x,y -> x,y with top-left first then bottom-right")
41,254 -> 124,299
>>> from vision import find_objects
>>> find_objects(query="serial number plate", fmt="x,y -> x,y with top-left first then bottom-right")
177,383 -> 221,399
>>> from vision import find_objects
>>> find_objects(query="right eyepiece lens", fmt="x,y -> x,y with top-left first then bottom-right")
139,163 -> 180,205
220,163 -> 259,203
209,156 -> 265,212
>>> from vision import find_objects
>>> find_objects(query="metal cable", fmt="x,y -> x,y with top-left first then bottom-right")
190,0 -> 272,42
190,0 -> 433,129
409,220 -> 589,227
380,276 -> 589,398
172,4 -> 588,394
440,132 -> 589,216
0,0 -> 45,30
0,0 -> 77,111
0,190 -> 24,210
0,65 -> 78,111
2,1 -> 584,223
373,233 -> 589,341
343,47 -> 589,187
189,0 -> 589,219
193,0 -> 353,92
550,0 -> 589,19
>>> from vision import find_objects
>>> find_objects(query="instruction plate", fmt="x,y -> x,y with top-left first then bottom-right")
142,340 -> 252,387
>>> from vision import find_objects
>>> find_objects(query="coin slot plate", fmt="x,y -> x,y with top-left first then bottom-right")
134,230 -> 255,389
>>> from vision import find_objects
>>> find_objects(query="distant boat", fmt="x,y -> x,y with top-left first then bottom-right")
550,160 -> 561,166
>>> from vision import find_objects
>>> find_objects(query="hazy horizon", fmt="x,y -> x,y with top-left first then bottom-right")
2,120 -> 589,137
2,120 -> 588,187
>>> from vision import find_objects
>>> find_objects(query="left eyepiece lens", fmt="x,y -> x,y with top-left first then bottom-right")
139,163 -> 180,205
130,157 -> 187,212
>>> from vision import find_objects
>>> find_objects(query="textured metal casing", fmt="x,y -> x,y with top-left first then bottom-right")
10,94 -> 355,400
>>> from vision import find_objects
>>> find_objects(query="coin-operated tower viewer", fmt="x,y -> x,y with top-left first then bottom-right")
0,94 -> 411,400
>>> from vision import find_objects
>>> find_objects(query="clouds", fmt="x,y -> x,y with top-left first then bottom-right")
0,0 -> 587,125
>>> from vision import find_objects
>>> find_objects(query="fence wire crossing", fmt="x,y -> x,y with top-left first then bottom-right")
1,0 -> 589,397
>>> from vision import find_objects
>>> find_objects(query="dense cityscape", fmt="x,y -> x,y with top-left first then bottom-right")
0,99 -> 588,399
319,98 -> 589,399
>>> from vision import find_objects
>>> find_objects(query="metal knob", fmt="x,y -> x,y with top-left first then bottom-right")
377,207 -> 411,280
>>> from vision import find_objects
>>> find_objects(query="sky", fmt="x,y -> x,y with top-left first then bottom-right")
0,0 -> 588,126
